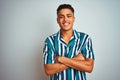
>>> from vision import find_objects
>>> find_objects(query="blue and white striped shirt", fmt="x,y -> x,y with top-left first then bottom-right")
43,30 -> 95,80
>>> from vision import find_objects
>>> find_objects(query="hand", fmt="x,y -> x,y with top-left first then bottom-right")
73,53 -> 85,61
55,56 -> 61,63
55,56 -> 64,63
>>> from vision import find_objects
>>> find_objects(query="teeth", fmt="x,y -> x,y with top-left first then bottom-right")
63,22 -> 69,26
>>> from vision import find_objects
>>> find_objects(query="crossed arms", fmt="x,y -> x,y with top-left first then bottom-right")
44,53 -> 94,76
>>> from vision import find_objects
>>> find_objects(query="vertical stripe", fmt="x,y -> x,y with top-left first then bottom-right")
43,30 -> 95,80
64,47 -> 67,57
60,43 -> 63,56
76,39 -> 81,55
59,72 -> 61,80
71,69 -> 74,80
63,45 -> 65,56
82,72 -> 85,80
61,71 -> 64,80
64,70 -> 66,80
75,70 -> 79,80
55,36 -> 58,55
80,71 -> 83,80
67,68 -> 72,80
83,72 -> 86,80
58,40 -> 61,56
66,69 -> 68,80
78,71 -> 81,80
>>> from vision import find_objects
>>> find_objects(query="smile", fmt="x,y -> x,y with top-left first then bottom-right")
63,22 -> 70,26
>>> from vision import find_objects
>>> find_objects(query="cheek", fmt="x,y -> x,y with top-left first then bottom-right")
71,19 -> 75,23
71,17 -> 75,22
57,20 -> 62,26
58,19 -> 63,24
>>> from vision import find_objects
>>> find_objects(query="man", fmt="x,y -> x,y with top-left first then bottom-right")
43,4 -> 95,80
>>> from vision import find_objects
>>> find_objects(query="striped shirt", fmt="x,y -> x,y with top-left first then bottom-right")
43,30 -> 95,80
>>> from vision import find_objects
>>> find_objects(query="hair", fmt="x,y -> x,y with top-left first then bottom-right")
57,4 -> 74,14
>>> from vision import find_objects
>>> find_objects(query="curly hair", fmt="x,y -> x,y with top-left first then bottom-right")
57,4 -> 74,14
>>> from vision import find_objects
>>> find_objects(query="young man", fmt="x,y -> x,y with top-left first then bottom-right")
43,4 -> 95,80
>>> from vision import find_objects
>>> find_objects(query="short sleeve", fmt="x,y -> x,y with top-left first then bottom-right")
81,36 -> 95,60
43,38 -> 55,64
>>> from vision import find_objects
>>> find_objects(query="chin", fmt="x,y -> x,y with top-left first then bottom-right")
60,25 -> 73,31
61,28 -> 72,31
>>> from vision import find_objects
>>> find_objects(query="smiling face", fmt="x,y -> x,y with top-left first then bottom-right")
57,8 -> 75,32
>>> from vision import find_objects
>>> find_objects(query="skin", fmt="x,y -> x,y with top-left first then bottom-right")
44,8 -> 94,76
57,9 -> 75,44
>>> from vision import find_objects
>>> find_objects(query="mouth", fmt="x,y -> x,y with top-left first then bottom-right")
63,22 -> 70,26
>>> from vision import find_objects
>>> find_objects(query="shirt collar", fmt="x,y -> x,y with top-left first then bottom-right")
56,29 -> 80,41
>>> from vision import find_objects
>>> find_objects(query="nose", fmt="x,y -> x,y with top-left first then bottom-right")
64,16 -> 68,21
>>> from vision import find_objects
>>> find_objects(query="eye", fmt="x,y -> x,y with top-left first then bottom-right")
59,16 -> 64,18
58,14 -> 64,18
68,15 -> 72,18
67,15 -> 72,18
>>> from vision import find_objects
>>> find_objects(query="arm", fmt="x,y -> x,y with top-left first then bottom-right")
57,53 -> 94,73
44,60 -> 68,76
44,53 -> 86,75
43,39 -> 69,76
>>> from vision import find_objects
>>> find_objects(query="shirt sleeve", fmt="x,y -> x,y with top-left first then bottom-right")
81,36 -> 95,60
43,37 -> 55,64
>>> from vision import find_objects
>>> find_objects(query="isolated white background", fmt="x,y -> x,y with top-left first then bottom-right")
0,0 -> 120,80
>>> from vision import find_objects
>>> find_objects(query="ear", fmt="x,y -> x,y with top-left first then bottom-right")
57,17 -> 59,23
73,16 -> 75,22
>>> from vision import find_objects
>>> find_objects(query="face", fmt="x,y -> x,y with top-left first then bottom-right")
57,9 -> 75,32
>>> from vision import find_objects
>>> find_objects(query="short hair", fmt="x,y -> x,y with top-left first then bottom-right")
57,4 -> 74,14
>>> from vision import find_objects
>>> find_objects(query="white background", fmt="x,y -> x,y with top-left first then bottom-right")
0,0 -> 120,80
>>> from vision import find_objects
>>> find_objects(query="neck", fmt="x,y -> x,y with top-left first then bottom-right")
60,29 -> 73,36
60,29 -> 73,44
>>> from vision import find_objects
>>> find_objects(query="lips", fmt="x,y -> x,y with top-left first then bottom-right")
63,22 -> 70,26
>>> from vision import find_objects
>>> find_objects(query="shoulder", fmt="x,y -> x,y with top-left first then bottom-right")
44,32 -> 58,43
74,30 -> 90,38
74,30 -> 92,44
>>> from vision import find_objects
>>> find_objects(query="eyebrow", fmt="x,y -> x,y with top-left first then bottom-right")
58,13 -> 73,17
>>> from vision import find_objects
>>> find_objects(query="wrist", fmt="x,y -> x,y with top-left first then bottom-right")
58,56 -> 62,63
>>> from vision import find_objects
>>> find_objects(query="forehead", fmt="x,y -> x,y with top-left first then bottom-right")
57,8 -> 74,15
